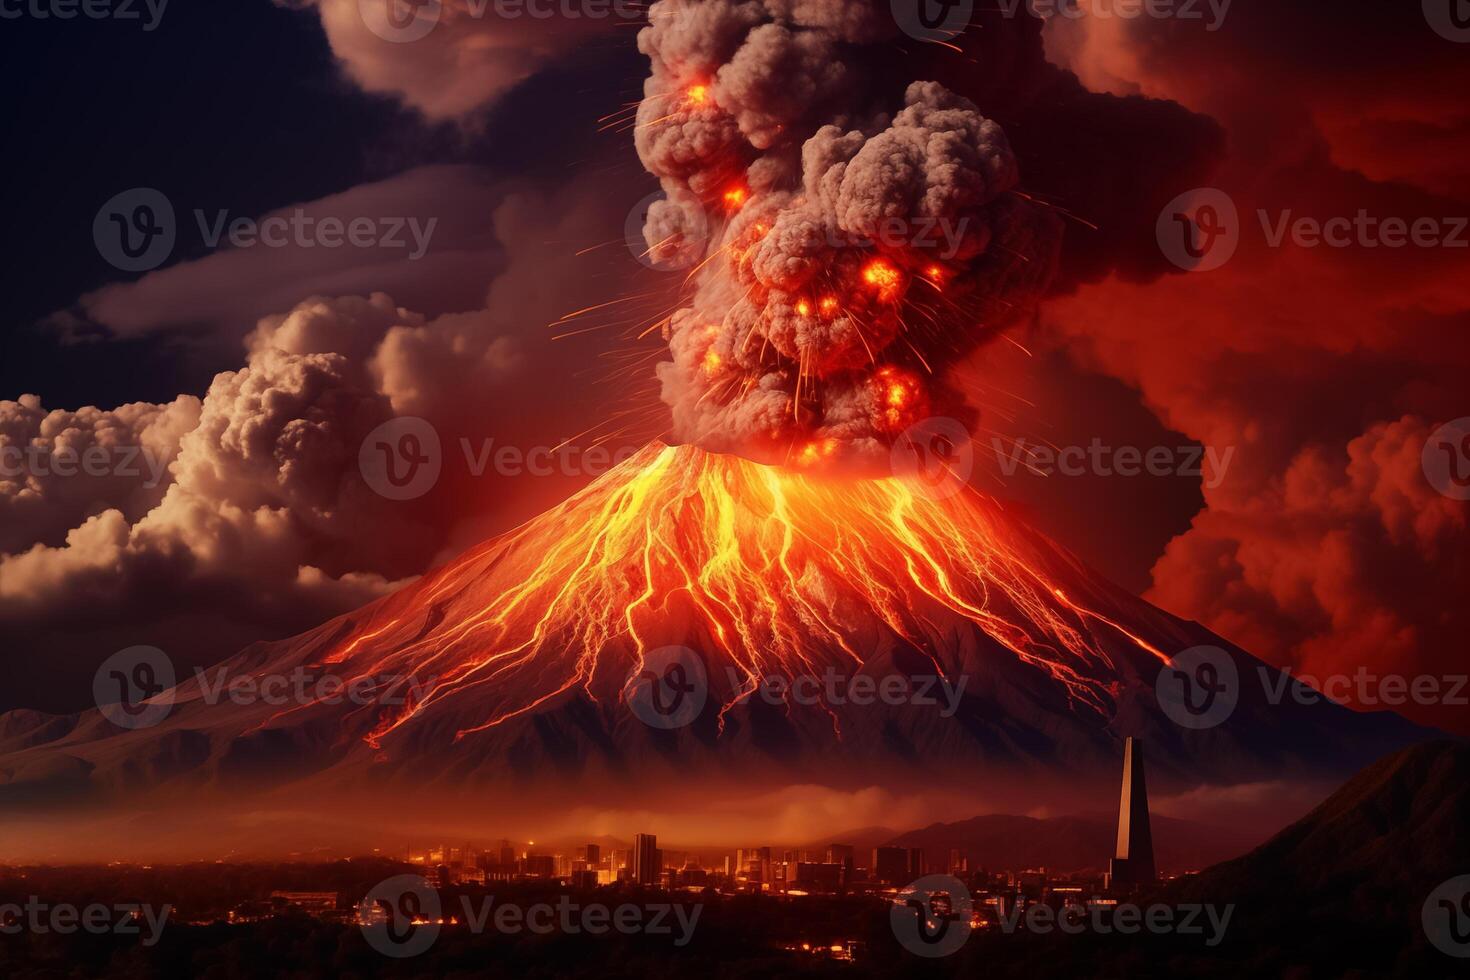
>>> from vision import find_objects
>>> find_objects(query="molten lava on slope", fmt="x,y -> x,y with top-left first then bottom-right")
324,442 -> 1167,747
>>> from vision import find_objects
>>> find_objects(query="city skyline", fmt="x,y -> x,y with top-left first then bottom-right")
358,739 -> 1170,901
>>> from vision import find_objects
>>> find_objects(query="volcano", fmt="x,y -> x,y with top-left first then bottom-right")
0,444 -> 1432,817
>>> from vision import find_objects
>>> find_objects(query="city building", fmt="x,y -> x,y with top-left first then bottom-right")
872,847 -> 908,885
632,833 -> 660,885
826,843 -> 854,875
1017,869 -> 1047,901
793,862 -> 844,894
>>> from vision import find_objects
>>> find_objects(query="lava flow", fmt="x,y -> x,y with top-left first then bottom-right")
259,443 -> 1168,751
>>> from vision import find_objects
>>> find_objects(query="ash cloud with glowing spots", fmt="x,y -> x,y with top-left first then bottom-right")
634,0 -> 1063,466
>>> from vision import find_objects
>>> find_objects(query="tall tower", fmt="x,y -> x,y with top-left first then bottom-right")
1107,737 -> 1157,890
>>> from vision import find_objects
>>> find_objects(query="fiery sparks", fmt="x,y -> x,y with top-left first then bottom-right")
861,258 -> 903,298
874,366 -> 922,431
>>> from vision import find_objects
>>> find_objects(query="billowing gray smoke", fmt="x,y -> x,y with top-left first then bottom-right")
636,0 -> 1062,465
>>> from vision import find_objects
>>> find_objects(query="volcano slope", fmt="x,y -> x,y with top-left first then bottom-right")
0,443 -> 1433,810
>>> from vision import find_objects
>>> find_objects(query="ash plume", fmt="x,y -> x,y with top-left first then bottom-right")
635,0 -> 1065,464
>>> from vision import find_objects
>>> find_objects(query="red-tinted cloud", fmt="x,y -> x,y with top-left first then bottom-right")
1036,3 -> 1470,732
288,0 -> 624,120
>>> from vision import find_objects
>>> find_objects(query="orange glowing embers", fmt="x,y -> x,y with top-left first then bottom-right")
700,323 -> 723,376
873,366 -> 923,431
795,297 -> 837,319
722,186 -> 748,210
794,438 -> 839,467
687,84 -> 709,105
861,258 -> 903,299
793,295 -> 840,318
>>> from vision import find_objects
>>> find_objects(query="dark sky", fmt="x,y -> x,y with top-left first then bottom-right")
3,2 -> 395,403
0,1 -> 645,406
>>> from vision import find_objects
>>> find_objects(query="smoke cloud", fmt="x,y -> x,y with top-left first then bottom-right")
0,176 -> 657,715
635,0 -> 1063,463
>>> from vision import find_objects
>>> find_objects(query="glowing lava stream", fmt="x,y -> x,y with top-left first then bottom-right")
293,443 -> 1167,748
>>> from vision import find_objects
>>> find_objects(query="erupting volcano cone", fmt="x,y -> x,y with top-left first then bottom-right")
0,444 -> 1432,807
338,441 -> 1170,745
